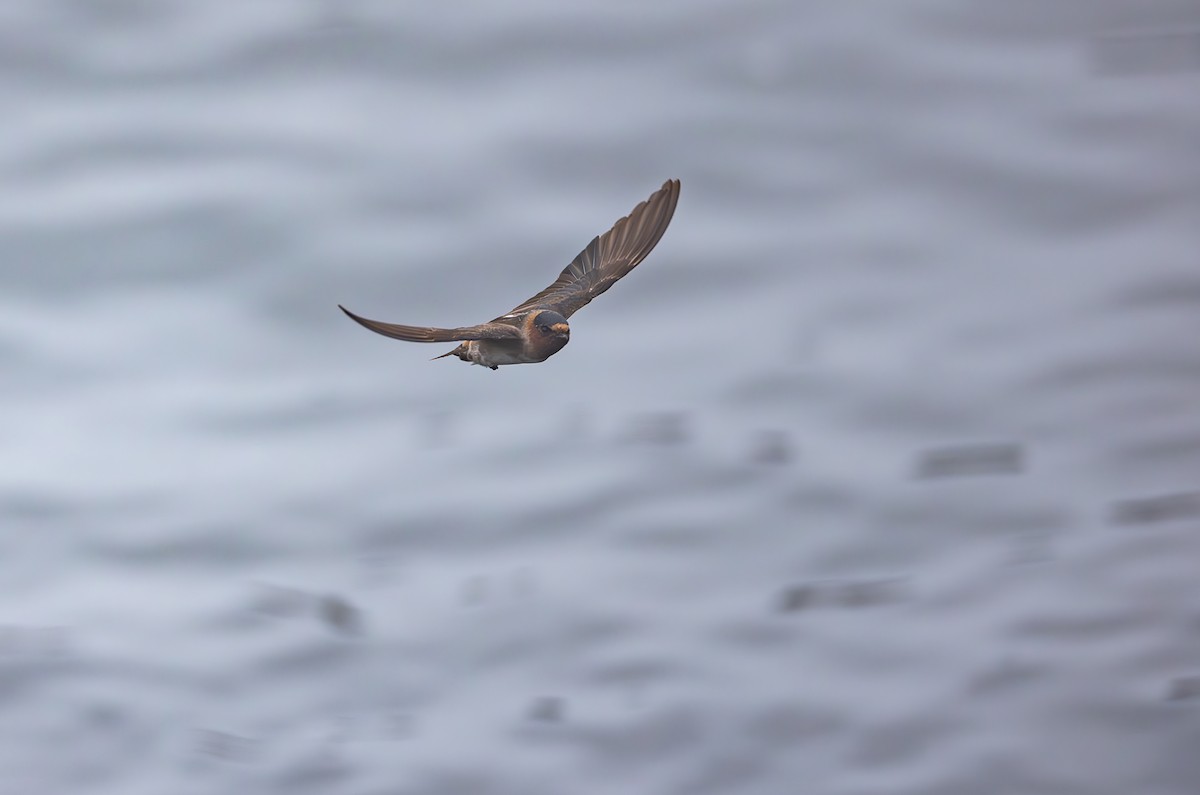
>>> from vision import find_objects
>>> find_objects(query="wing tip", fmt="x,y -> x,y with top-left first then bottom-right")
660,178 -> 681,212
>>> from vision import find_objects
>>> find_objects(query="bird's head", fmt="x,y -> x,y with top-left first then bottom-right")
532,310 -> 570,342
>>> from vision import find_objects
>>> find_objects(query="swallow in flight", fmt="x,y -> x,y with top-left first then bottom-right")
339,179 -> 680,369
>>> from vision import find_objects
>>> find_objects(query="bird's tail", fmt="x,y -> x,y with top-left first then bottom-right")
432,344 -> 466,361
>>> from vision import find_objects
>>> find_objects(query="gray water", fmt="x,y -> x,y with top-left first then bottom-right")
3,2 -> 1200,793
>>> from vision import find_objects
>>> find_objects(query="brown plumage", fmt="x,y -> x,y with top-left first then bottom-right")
339,178 -> 680,369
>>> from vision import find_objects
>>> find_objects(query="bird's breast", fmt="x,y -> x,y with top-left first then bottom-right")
526,333 -> 569,363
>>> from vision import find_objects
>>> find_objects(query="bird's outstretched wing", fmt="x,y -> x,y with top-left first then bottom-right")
503,178 -> 680,320
338,305 -> 521,343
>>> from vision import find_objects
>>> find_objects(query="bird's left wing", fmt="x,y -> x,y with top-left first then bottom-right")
338,305 -> 522,343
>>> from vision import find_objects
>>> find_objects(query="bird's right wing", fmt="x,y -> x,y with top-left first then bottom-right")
338,305 -> 522,343
503,178 -> 680,319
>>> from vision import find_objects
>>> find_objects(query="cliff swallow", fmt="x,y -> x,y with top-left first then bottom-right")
339,179 -> 680,369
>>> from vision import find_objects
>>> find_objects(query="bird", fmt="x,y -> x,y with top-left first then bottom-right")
339,179 -> 680,370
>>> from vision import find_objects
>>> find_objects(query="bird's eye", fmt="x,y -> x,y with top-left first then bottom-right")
538,324 -> 551,333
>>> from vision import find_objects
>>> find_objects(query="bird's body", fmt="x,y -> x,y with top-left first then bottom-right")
339,179 -> 680,369
450,337 -> 558,369
436,310 -> 571,369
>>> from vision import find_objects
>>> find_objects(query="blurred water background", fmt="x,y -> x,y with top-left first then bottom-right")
2,1 -> 1200,793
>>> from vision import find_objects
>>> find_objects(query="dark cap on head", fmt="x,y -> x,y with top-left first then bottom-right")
533,310 -> 568,329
